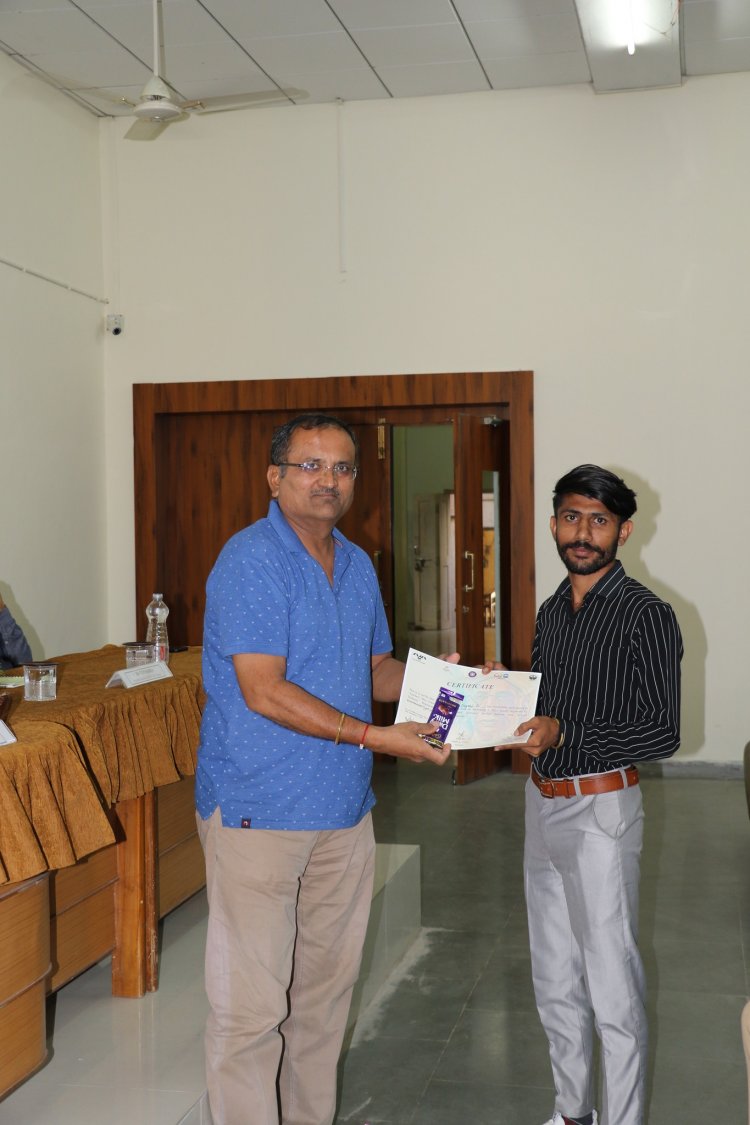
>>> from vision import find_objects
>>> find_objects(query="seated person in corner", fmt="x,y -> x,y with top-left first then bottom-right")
0,593 -> 32,669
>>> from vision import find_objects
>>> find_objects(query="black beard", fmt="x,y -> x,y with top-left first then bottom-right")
556,538 -> 618,576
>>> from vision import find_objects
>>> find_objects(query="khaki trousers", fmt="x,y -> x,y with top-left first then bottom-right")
197,809 -> 376,1125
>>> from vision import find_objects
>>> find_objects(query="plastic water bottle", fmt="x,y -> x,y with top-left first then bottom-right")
145,593 -> 170,663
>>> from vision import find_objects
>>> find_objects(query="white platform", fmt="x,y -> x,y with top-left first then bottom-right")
349,842 -> 421,1029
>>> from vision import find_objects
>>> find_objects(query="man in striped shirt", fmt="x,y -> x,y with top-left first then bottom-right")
514,465 -> 683,1125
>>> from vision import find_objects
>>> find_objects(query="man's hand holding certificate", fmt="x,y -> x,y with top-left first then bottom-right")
395,649 -> 541,750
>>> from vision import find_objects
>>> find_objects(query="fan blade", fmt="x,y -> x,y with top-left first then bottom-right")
190,87 -> 307,114
71,89 -> 139,113
124,118 -> 171,141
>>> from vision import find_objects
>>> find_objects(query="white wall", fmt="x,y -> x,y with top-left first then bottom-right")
0,53 -> 105,659
99,72 -> 749,763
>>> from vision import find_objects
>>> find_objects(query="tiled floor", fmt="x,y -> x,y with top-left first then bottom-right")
340,762 -> 750,1125
1,762 -> 748,1124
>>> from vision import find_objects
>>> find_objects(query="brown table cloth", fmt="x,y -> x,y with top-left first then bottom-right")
0,645 -> 205,885
0,720 -> 115,885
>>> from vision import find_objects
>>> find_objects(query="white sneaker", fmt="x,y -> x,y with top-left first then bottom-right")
542,1113 -> 599,1125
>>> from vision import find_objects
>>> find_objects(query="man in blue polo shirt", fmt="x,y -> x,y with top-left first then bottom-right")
196,413 -> 453,1125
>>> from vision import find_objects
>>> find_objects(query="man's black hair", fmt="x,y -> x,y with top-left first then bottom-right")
270,413 -> 359,467
552,464 -> 637,522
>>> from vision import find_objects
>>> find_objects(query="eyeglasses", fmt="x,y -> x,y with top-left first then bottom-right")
277,460 -> 358,480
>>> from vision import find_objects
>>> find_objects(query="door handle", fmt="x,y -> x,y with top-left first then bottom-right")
462,550 -> 475,593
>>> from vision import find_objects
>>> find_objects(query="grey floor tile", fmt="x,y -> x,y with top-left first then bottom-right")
466,946 -> 538,1012
422,849 -> 524,892
400,927 -> 500,979
649,989 -> 747,1065
420,886 -> 518,932
353,972 -> 476,1042
642,935 -> 746,996
646,1051 -> 746,1123
432,1007 -> 550,1088
640,887 -> 745,945
336,1036 -> 446,1124
411,1077 -> 552,1124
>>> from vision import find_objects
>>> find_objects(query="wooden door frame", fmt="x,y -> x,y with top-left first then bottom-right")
133,371 -> 535,742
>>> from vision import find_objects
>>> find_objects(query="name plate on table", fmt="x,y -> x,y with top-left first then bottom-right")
0,719 -> 17,745
106,662 -> 174,689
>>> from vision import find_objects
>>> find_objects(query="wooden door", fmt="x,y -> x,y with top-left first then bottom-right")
337,421 -> 397,733
453,414 -> 514,784
337,420 -> 393,619
148,410 -> 276,645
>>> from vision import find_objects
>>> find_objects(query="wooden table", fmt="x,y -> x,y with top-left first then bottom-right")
0,647 -> 207,1098
1,647 -> 205,999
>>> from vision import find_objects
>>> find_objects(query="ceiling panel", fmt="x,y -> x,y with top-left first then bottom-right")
0,9 -> 119,54
26,48 -> 152,89
154,45 -> 271,91
682,0 -> 750,37
378,58 -> 489,97
0,0 -> 748,116
76,1 -> 232,55
455,0 -> 578,19
328,0 -> 459,30
684,37 -> 750,74
483,51 -> 590,89
203,0 -> 340,39
261,66 -> 389,103
350,24 -> 475,69
467,15 -> 585,58
241,31 -> 369,75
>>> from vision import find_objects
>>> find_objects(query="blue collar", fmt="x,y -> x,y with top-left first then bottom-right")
267,498 -> 353,559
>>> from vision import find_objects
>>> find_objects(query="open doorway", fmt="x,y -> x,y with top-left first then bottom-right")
392,425 -> 455,661
392,424 -> 505,669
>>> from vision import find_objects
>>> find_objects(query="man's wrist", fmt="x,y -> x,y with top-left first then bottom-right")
550,717 -> 565,750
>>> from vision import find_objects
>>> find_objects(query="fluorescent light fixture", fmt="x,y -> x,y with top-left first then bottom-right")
626,0 -> 636,55
574,0 -> 682,91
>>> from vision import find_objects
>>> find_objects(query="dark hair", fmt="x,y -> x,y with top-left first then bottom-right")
270,413 -> 359,467
552,464 -> 637,521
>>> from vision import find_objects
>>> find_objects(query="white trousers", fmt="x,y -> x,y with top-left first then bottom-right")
524,778 -> 647,1125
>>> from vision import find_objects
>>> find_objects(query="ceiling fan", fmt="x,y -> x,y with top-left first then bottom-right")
121,0 -> 303,139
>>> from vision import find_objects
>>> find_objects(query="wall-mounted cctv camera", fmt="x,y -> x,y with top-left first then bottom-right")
106,313 -> 124,336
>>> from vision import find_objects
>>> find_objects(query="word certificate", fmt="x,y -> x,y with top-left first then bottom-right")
395,649 -> 541,750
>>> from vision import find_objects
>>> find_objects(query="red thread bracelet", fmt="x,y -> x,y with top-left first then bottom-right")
359,723 -> 370,749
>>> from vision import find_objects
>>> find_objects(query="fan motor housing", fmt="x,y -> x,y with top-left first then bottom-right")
133,97 -> 182,122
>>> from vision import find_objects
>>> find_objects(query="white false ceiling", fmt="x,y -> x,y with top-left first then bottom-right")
0,0 -> 748,116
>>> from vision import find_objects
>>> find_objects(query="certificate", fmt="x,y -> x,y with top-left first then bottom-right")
395,648 -> 541,750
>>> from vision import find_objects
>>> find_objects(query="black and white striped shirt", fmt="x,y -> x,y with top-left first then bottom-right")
533,561 -> 683,778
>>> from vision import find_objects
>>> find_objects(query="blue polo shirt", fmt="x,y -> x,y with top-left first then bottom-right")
195,500 -> 392,829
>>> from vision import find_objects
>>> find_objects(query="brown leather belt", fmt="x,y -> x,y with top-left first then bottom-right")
531,765 -> 639,799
